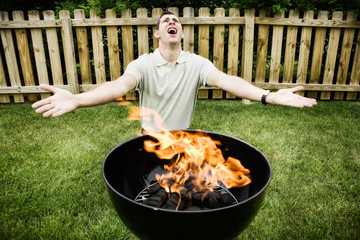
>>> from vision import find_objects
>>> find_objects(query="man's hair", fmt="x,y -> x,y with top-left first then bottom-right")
155,11 -> 176,30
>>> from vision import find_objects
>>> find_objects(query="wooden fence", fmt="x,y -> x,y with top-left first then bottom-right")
0,7 -> 360,103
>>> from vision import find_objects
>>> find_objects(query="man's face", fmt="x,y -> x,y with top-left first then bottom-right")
155,14 -> 184,44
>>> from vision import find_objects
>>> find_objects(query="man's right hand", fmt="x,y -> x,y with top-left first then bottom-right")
32,84 -> 79,118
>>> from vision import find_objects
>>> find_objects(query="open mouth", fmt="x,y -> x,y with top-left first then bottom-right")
167,27 -> 177,35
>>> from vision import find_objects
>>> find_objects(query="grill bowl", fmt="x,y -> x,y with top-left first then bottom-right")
103,130 -> 271,240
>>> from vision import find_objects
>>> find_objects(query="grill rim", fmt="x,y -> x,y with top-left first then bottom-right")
102,129 -> 272,214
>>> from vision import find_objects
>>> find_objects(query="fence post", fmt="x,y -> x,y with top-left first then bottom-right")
59,10 -> 79,94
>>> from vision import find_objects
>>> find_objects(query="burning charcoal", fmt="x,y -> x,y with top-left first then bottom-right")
144,196 -> 163,208
184,206 -> 202,211
148,184 -> 162,194
185,176 -> 197,191
156,188 -> 168,204
180,189 -> 190,201
192,190 -> 207,202
166,193 -> 185,210
205,192 -> 219,209
163,202 -> 177,210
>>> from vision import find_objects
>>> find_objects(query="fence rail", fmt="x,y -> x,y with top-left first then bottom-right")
0,7 -> 359,103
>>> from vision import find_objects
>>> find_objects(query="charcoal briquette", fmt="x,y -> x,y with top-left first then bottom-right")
221,192 -> 235,204
148,184 -> 162,194
144,196 -> 163,208
206,194 -> 219,209
156,188 -> 168,204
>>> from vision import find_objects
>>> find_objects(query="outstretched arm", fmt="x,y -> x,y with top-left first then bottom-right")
32,73 -> 137,117
206,69 -> 317,108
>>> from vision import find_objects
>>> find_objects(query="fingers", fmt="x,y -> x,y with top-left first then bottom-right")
32,97 -> 51,109
32,85 -> 63,109
290,86 -> 305,93
37,104 -> 69,118
39,83 -> 58,94
42,107 -> 60,118
34,102 -> 54,114
293,95 -> 317,108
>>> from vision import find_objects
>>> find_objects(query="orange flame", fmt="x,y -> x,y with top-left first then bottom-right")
143,130 -> 251,199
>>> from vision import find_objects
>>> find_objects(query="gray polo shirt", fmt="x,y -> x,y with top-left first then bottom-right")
125,49 -> 216,131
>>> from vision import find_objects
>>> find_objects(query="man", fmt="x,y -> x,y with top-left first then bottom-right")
32,11 -> 317,131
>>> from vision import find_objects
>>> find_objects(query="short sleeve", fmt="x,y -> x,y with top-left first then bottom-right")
198,57 -> 216,87
124,58 -> 143,90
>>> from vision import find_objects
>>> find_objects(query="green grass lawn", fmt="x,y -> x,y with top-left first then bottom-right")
1,100 -> 359,240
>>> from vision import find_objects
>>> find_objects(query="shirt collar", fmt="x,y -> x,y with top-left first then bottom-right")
154,49 -> 187,66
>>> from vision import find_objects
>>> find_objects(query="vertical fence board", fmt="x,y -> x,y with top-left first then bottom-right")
28,10 -> 50,99
269,11 -> 285,84
59,10 -> 78,94
90,9 -> 106,84
183,7 -> 195,53
213,8 -> 225,99
348,31 -> 360,100
121,9 -> 136,100
241,9 -> 254,79
255,9 -> 270,83
152,8 -> 162,50
226,8 -> 240,99
198,7 -> 210,99
167,7 -> 179,16
137,8 -> 149,56
308,11 -> 328,99
0,47 -> 10,103
283,10 -> 299,83
321,11 -> 343,100
12,11 -> 37,102
334,12 -> 357,100
296,10 -> 314,96
243,9 -> 255,82
106,9 -> 121,81
43,10 -> 63,86
0,12 -> 24,102
74,9 -> 92,84
121,9 -> 134,69
198,8 -> 210,59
